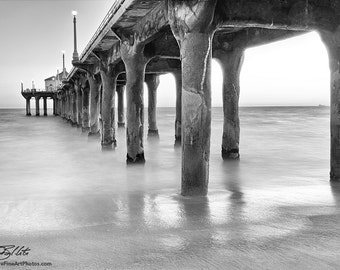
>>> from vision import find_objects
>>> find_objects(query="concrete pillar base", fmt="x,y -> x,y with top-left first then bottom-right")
126,153 -> 145,164
118,122 -> 125,128
88,131 -> 101,138
330,174 -> 340,182
101,140 -> 117,151
81,127 -> 90,134
147,129 -> 159,137
221,148 -> 240,160
174,136 -> 181,147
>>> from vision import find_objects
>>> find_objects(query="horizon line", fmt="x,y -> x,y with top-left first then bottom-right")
0,105 -> 330,110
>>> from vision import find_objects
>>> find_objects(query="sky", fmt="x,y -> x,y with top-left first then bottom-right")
0,0 -> 331,108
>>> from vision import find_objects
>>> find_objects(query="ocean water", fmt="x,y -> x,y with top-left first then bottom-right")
0,107 -> 339,269
0,107 -> 330,193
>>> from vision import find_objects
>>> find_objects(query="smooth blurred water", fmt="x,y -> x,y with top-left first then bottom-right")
1,107 -> 339,270
0,106 -> 331,228
0,107 -> 330,195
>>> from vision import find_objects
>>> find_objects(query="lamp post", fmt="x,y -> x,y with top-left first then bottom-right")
62,50 -> 67,81
72,10 -> 79,63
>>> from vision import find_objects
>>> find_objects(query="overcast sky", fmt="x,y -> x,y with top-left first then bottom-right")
0,0 -> 330,108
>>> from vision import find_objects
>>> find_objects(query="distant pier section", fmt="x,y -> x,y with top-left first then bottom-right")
21,54 -> 68,117
21,87 -> 56,116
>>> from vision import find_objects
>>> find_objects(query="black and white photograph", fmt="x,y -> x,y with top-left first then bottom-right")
0,0 -> 340,269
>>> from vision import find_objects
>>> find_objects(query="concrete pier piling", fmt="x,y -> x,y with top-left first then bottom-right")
25,98 -> 31,116
215,49 -> 244,160
53,97 -> 56,116
71,89 -> 77,125
68,91 -> 72,121
173,71 -> 182,146
87,73 -> 101,138
81,80 -> 90,134
321,28 -> 340,182
75,81 -> 82,127
120,40 -> 147,164
99,64 -> 117,149
43,97 -> 47,116
35,97 -> 40,116
145,74 -> 160,137
65,92 -> 69,120
168,0 -> 217,196
117,85 -> 125,128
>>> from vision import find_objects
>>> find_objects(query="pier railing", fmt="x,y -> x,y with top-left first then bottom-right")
21,89 -> 56,93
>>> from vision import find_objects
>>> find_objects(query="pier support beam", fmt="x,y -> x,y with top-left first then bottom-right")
168,0 -> 217,196
87,73 -> 101,137
117,85 -> 125,127
121,39 -> 147,163
174,71 -> 182,146
215,49 -> 244,160
99,64 -> 117,149
43,97 -> 47,116
35,97 -> 40,116
25,98 -> 31,116
321,28 -> 340,182
80,77 -> 90,134
145,74 -> 160,137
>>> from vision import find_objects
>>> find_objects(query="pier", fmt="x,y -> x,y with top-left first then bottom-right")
22,0 -> 340,195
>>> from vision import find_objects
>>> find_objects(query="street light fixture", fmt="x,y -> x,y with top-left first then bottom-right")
72,10 -> 79,62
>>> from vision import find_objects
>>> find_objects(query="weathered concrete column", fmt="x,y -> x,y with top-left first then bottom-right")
120,39 -> 147,163
215,49 -> 244,159
81,83 -> 90,134
117,85 -> 125,127
99,64 -> 117,149
87,73 -> 101,137
145,74 -> 160,136
61,96 -> 65,117
26,98 -> 31,116
58,99 -> 61,116
173,71 -> 182,146
43,97 -> 47,116
75,82 -> 82,127
321,28 -> 340,182
71,89 -> 77,126
35,97 -> 40,116
60,97 -> 64,117
64,92 -> 69,119
53,97 -> 56,116
67,91 -> 72,121
168,0 -> 217,196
